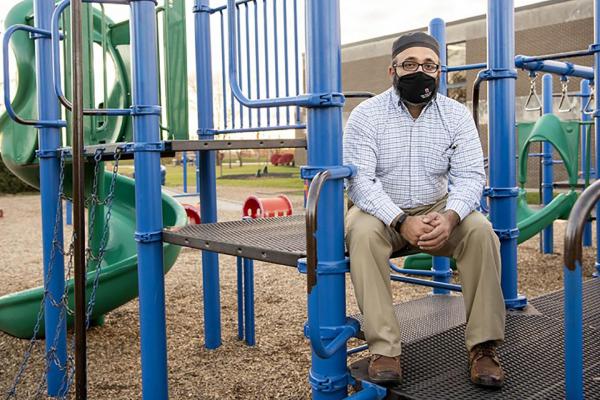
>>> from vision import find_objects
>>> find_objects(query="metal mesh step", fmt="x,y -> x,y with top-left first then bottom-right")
351,295 -> 466,344
530,278 -> 600,330
163,215 -> 307,267
351,314 -> 600,400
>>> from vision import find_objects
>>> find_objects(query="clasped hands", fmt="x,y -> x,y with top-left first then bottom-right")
398,211 -> 460,252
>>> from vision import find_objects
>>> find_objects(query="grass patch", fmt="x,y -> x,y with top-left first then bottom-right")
163,164 -> 303,190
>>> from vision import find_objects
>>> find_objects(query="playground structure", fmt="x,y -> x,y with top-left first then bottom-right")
1,0 -> 600,400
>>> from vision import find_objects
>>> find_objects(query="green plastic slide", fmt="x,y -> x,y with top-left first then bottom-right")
0,1 -> 187,338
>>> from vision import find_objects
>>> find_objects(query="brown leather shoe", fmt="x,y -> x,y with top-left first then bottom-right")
469,341 -> 505,388
368,354 -> 402,384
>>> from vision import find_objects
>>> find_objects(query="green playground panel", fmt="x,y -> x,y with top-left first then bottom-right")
0,0 -> 189,338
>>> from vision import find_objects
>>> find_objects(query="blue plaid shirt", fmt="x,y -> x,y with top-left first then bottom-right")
343,88 -> 485,226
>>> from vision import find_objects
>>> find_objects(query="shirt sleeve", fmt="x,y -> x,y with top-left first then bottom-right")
343,105 -> 403,226
445,105 -> 486,221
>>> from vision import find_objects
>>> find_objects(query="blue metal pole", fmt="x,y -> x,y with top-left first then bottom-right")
580,80 -> 592,247
236,5 -> 243,128
182,152 -> 188,193
429,18 -> 447,94
487,0 -> 527,308
253,3 -> 261,126
243,257 -> 255,346
220,11 -> 228,129
542,74 -> 554,254
195,0 -> 222,349
129,0 -> 169,397
34,0 -> 67,394
263,0 -> 270,126
66,200 -> 73,225
563,262 -> 584,400
429,18 -> 451,296
236,256 -> 244,340
595,0 -> 600,278
273,0 -> 280,124
305,1 -> 348,398
515,57 -> 594,80
245,4 -> 252,126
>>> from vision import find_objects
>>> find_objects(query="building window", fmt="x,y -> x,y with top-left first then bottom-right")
446,42 -> 467,103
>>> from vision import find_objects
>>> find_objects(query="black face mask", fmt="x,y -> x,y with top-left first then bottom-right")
393,72 -> 438,105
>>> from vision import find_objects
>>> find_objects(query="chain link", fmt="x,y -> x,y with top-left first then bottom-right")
7,146 -> 122,399
6,150 -> 70,399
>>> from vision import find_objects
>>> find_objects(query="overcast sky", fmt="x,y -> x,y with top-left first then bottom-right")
1,0 -> 546,45
340,0 -> 546,43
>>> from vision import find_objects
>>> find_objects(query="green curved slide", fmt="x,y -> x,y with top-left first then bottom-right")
404,114 -> 581,270
0,1 -> 187,339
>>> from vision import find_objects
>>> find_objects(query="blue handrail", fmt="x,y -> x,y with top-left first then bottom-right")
2,25 -> 67,127
562,179 -> 600,400
50,0 -> 131,116
226,0 -> 344,109
305,167 -> 358,359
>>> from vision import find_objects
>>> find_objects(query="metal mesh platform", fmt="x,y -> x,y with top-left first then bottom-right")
531,278 -> 600,330
163,215 -> 307,266
351,314 -> 600,399
352,295 -> 466,343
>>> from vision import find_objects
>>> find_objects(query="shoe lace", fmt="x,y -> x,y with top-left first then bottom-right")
472,342 -> 501,367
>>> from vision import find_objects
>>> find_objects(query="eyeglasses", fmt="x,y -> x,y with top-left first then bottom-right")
393,61 -> 440,73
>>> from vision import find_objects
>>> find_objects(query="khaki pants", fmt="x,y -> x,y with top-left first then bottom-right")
345,197 -> 505,356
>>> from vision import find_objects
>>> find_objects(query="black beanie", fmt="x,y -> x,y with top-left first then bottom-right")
392,31 -> 440,59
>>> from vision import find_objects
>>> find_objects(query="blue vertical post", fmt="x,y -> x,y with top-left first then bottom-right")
182,152 -> 188,193
66,200 -> 72,225
243,257 -> 255,346
487,0 -> 526,308
541,74 -> 554,254
563,262 -> 584,400
305,1 -> 348,399
580,80 -> 592,247
34,0 -> 67,395
194,0 -> 222,349
236,256 -> 244,340
130,0 -> 169,397
595,0 -> 600,278
428,18 -> 451,295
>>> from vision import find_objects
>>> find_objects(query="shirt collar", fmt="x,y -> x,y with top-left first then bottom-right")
390,87 -> 437,117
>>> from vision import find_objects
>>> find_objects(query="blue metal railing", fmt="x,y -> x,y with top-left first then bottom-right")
562,179 -> 600,400
2,25 -> 67,127
50,0 -> 132,116
203,0 -> 311,134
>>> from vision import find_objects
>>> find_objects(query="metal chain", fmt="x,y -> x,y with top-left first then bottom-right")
62,147 -> 122,399
6,150 -> 71,400
8,146 -> 124,399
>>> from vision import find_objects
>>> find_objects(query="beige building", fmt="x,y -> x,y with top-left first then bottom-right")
297,0 -> 595,189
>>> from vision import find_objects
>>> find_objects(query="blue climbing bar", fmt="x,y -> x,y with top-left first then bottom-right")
580,79 -> 593,247
515,56 -> 594,80
34,0 -> 67,395
129,0 -> 169,397
596,0 -> 600,277
428,18 -> 452,295
487,0 -> 526,308
194,0 -> 222,349
542,74 -> 554,254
